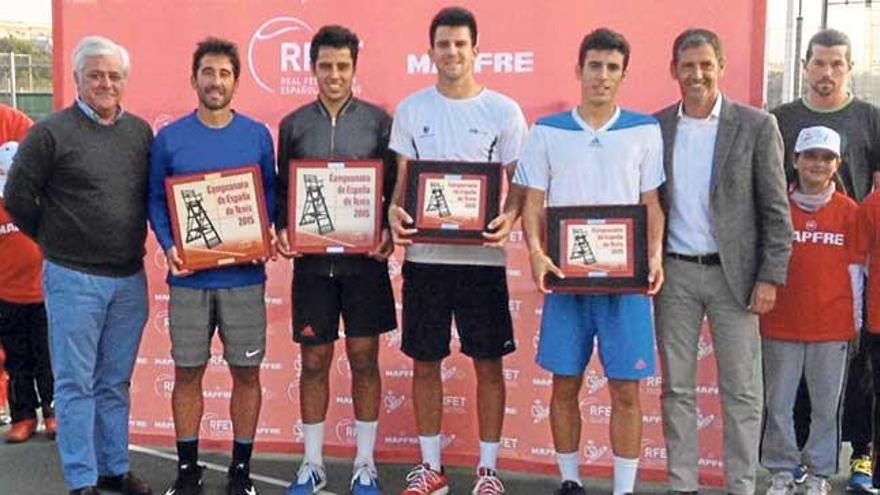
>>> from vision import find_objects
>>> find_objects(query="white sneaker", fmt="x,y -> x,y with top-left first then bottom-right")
765,471 -> 796,495
804,475 -> 831,495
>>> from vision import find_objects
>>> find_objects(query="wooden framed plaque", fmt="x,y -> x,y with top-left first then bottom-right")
545,205 -> 648,293
288,159 -> 384,254
403,160 -> 501,244
165,165 -> 271,272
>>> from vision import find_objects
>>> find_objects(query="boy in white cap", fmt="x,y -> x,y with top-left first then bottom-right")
760,126 -> 864,495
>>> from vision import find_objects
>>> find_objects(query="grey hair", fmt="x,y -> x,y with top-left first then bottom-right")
72,36 -> 130,81
672,28 -> 724,65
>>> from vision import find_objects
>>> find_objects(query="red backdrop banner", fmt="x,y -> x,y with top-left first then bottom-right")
53,0 -> 767,485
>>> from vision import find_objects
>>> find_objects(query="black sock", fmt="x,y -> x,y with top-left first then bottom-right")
232,439 -> 253,471
176,438 -> 199,470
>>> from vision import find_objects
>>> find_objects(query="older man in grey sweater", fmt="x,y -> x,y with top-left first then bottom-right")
4,36 -> 153,495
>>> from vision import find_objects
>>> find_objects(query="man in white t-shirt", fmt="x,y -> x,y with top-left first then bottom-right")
387,6 -> 528,495
513,28 -> 665,495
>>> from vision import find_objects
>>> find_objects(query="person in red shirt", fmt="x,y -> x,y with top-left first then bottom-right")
852,131 -> 880,491
759,126 -> 861,494
0,104 -> 55,443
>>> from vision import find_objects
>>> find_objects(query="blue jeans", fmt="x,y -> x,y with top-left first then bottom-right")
43,261 -> 148,490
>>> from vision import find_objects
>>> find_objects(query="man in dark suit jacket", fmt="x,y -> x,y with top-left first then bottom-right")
653,28 -> 793,495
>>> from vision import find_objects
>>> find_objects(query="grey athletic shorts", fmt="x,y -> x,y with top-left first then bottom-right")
168,283 -> 266,367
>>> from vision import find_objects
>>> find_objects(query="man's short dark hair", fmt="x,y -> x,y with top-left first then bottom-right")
429,6 -> 478,47
192,37 -> 240,80
672,28 -> 724,66
805,28 -> 852,62
578,28 -> 631,70
310,25 -> 360,69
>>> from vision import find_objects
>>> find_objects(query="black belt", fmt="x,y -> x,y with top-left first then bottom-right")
667,252 -> 721,265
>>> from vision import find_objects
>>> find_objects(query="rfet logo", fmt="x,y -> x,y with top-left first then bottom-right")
293,354 -> 303,379
153,373 -> 175,399
335,418 -> 357,444
336,354 -> 351,378
286,379 -> 299,403
248,17 -> 316,95
153,245 -> 168,271
292,420 -> 304,442
152,309 -> 169,336
200,412 -> 233,438
642,439 -> 667,460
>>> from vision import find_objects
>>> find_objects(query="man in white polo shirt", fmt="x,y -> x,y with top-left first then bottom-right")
513,28 -> 665,495
387,6 -> 528,495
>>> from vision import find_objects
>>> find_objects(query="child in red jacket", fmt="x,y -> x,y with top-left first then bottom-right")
0,107 -> 55,443
759,126 -> 862,494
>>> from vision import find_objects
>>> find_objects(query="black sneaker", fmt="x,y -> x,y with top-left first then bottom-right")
164,464 -> 204,495
227,463 -> 259,495
556,480 -> 587,495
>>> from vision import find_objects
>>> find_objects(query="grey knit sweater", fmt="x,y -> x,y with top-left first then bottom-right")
4,103 -> 153,276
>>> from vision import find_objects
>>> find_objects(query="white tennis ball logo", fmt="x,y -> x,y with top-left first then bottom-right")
248,16 -> 314,93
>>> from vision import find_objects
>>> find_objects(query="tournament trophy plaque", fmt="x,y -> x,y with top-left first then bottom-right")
165,165 -> 271,271
545,204 -> 649,293
403,160 -> 501,244
288,159 -> 384,254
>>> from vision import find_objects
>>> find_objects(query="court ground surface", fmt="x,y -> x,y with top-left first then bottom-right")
0,420 -> 861,494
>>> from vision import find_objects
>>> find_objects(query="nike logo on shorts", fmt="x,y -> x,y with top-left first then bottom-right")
245,349 -> 262,358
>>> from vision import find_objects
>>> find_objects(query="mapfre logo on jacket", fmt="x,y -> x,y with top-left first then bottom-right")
0,221 -> 20,236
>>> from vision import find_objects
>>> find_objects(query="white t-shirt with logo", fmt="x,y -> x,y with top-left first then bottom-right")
390,85 -> 528,266
514,107 -> 664,206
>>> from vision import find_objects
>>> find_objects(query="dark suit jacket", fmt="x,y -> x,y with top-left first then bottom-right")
655,97 -> 793,309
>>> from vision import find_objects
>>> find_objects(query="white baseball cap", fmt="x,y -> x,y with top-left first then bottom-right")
0,141 -> 19,199
794,125 -> 841,157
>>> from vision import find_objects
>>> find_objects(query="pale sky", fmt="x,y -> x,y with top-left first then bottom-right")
0,0 -> 51,25
767,0 -> 873,64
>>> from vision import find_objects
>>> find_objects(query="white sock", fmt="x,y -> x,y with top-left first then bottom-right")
302,421 -> 324,467
354,420 -> 378,468
419,434 -> 442,471
613,455 -> 639,495
556,451 -> 581,484
478,441 -> 500,471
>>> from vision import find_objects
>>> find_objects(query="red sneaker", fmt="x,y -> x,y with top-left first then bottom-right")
401,463 -> 449,495
6,418 -> 37,443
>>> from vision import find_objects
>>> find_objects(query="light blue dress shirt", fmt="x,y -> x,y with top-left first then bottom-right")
666,94 -> 723,255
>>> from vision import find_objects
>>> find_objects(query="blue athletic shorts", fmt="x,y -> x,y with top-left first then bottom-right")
536,293 -> 655,379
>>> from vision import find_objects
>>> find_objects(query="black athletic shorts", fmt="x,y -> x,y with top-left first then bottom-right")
292,260 -> 396,345
401,261 -> 515,361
